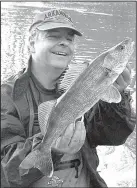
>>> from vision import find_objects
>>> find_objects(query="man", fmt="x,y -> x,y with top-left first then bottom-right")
1,9 -> 135,187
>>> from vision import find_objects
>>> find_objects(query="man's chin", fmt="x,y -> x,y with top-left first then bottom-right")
51,61 -> 70,70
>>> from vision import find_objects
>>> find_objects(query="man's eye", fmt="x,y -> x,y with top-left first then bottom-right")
118,45 -> 125,50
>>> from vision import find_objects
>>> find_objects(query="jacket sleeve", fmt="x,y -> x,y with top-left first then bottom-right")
1,83 -> 45,187
84,91 -> 136,146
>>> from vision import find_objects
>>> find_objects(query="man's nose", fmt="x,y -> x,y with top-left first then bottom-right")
59,37 -> 70,46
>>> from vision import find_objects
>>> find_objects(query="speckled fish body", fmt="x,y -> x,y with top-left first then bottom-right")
19,38 -> 134,177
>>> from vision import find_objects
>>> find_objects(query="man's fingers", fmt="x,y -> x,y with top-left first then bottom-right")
114,63 -> 132,92
115,75 -> 127,88
121,67 -> 131,85
58,123 -> 75,147
68,121 -> 86,151
126,62 -> 132,74
113,82 -> 121,91
53,136 -> 62,148
53,121 -> 86,154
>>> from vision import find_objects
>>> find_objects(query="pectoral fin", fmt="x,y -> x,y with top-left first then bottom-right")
101,85 -> 121,103
38,100 -> 57,135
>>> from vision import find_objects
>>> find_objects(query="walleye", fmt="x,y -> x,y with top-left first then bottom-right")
19,38 -> 134,177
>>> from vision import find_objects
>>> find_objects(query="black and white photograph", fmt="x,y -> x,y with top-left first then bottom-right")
1,1 -> 136,187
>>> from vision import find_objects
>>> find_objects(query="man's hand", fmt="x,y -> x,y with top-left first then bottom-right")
52,118 -> 86,154
113,63 -> 131,92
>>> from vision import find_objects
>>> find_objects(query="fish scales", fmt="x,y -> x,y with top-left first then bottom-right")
40,54 -> 114,141
19,38 -> 134,177
42,58 -> 112,142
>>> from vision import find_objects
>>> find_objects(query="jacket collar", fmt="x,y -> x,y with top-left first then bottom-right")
12,56 -> 32,101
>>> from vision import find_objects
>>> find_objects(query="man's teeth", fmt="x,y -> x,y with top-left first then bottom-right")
53,52 -> 67,56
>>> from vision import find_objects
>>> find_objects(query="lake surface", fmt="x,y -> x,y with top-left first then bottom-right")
1,2 -> 136,187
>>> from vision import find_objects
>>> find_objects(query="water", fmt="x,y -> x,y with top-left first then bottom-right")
1,2 -> 136,187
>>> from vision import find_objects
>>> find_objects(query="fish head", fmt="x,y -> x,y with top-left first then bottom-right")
103,37 -> 135,75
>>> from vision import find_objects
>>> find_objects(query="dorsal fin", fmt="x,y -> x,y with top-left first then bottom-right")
58,61 -> 89,93
38,100 -> 57,135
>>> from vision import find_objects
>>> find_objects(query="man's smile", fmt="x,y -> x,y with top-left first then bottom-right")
52,51 -> 68,56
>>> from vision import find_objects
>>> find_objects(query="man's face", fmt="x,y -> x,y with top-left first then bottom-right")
32,28 -> 75,70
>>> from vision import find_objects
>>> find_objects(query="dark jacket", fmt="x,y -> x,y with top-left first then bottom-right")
1,59 -> 135,187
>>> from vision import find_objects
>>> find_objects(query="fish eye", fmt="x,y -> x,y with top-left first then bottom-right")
119,45 -> 125,50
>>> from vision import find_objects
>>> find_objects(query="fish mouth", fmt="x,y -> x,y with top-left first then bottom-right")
123,37 -> 134,47
116,37 -> 135,54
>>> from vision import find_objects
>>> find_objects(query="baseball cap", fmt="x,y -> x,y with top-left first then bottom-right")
29,9 -> 82,36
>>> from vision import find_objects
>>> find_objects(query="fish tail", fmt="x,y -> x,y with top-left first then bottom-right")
19,148 -> 53,177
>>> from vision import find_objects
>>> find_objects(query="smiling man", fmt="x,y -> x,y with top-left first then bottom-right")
1,9 -> 135,187
30,28 -> 75,90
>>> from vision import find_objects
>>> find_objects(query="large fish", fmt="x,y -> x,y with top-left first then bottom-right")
19,37 -> 134,177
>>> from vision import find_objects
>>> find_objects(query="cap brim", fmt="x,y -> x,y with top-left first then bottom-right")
36,22 -> 82,36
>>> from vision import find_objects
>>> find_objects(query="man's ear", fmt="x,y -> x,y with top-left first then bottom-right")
28,35 -> 35,53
